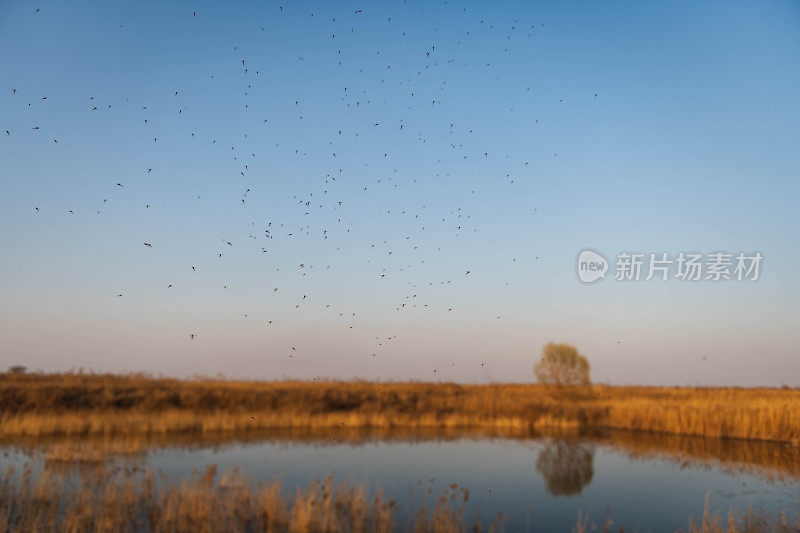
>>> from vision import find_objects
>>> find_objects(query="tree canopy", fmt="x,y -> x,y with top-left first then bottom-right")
534,342 -> 590,387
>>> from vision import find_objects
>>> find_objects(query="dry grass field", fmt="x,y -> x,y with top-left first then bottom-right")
0,372 -> 798,444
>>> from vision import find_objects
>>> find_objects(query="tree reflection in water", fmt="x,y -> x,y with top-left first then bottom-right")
535,439 -> 596,496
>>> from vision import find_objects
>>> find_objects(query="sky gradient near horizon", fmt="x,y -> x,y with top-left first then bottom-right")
1,1 -> 799,385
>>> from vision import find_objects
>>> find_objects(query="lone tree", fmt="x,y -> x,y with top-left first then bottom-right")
534,342 -> 590,387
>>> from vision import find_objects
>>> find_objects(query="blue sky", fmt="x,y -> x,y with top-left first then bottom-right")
1,1 -> 798,385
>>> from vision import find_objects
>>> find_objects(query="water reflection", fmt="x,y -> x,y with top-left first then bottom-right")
535,439 -> 595,496
598,431 -> 800,482
1,427 -> 798,483
1,429 -> 797,532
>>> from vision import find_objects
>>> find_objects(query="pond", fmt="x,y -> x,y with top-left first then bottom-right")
2,429 -> 798,531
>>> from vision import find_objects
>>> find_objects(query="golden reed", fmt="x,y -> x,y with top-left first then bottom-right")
0,464 -> 795,533
1,373 -> 798,444
0,465 -> 491,533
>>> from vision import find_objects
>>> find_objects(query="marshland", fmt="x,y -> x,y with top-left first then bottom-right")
2,373 -> 798,443
1,372 -> 798,532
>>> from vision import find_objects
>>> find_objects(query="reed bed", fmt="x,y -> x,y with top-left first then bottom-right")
0,464 -> 795,533
0,465 -> 502,533
575,503 -> 797,533
1,373 -> 798,444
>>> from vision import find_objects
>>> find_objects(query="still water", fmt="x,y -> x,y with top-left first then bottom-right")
2,430 -> 798,531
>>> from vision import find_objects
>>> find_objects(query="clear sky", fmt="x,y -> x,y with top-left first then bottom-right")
1,1 -> 798,385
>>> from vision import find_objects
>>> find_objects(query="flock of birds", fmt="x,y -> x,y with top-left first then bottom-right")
6,4 -> 600,377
